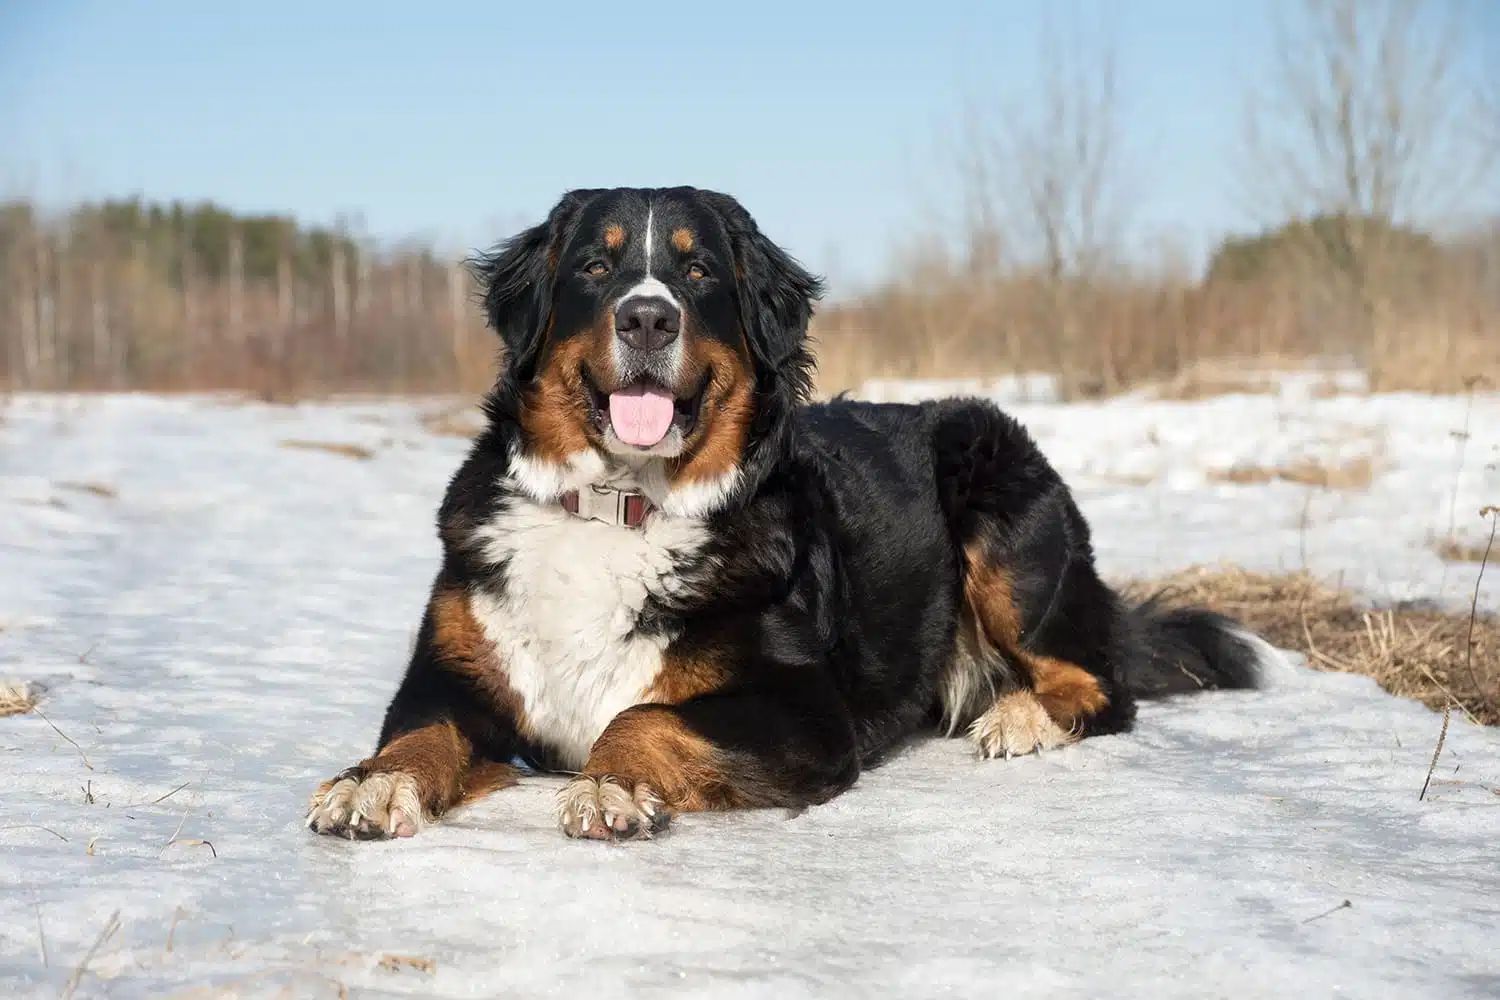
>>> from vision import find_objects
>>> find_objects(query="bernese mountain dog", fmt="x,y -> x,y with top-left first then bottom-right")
306,186 -> 1280,842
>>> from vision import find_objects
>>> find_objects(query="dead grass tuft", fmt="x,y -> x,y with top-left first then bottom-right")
0,681 -> 38,717
1433,536 -> 1492,563
1149,376 -> 1277,401
1143,361 -> 1284,400
1120,566 -> 1500,725
379,954 -> 437,975
419,405 -> 483,439
1208,455 -> 1376,490
278,439 -> 375,461
1307,377 -> 1355,399
56,480 -> 118,499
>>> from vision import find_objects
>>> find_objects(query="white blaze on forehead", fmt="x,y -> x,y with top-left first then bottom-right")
644,202 -> 654,275
623,202 -> 680,308
623,198 -> 679,307
611,196 -> 685,388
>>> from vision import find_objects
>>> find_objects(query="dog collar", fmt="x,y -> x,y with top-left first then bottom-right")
560,485 -> 654,528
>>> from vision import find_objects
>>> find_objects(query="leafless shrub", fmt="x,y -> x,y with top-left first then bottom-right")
1235,0 -> 1496,388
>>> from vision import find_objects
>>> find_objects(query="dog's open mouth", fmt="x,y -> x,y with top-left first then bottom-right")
583,368 -> 708,449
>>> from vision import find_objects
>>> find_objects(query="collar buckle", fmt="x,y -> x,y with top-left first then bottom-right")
561,485 -> 654,528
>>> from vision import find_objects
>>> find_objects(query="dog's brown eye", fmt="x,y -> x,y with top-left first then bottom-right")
686,264 -> 708,280
584,261 -> 609,277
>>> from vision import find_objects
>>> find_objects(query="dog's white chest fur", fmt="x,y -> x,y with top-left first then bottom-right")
470,501 -> 707,769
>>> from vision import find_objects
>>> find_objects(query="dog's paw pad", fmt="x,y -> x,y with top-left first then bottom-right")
306,770 -> 425,840
556,776 -> 669,841
968,691 -> 1078,759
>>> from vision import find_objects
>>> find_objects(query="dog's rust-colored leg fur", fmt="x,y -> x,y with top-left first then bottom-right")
555,705 -> 747,841
305,584 -> 523,839
306,720 -> 520,840
959,543 -> 1111,756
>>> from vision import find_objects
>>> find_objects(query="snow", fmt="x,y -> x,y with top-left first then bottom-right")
1,388 -> 1498,999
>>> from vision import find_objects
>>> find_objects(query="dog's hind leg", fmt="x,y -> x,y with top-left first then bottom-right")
950,540 -> 1132,758
931,398 -> 1137,757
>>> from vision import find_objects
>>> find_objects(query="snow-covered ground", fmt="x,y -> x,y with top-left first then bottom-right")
1,388 -> 1497,999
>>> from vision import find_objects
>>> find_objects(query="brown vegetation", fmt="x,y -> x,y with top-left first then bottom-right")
1432,536 -> 1494,563
418,405 -> 484,439
1207,455 -> 1378,490
0,199 -> 499,398
806,227 -> 1499,399
812,0 -> 1498,399
1,1 -> 1494,401
0,681 -> 39,718
4,202 -> 1492,401
55,480 -> 118,499
1121,566 -> 1499,725
278,439 -> 375,461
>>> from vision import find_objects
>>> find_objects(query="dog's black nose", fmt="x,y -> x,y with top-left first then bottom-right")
614,296 -> 681,352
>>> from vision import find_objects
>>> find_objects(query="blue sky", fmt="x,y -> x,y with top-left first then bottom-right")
1,2 -> 1493,294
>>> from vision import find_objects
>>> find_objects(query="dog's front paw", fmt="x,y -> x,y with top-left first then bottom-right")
556,775 -> 671,841
968,691 -> 1078,759
306,768 -> 425,840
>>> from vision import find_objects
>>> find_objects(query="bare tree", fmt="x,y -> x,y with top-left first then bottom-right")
275,240 -> 293,366
1479,44 -> 1500,172
1238,0 -> 1495,380
330,241 -> 350,347
953,3 -> 1128,398
89,259 -> 110,381
227,229 -> 244,350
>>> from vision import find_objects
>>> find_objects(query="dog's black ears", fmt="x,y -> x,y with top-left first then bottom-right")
467,189 -> 599,381
704,192 -> 824,390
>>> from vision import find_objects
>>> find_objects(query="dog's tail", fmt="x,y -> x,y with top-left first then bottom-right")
1119,594 -> 1290,698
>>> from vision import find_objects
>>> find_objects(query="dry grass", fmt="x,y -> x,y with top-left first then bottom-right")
379,954 -> 437,975
1135,357 -> 1366,401
1207,455 -> 1377,490
1137,358 -> 1293,400
278,439 -> 375,461
1147,374 -> 1279,401
6,189 -> 1497,400
808,258 -> 1500,401
1121,566 -> 1499,725
55,480 -> 118,499
418,405 -> 483,439
0,681 -> 38,717
1307,377 -> 1360,399
1433,536 -> 1493,563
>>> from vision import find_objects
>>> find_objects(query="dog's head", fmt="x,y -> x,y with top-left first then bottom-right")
471,187 -> 822,517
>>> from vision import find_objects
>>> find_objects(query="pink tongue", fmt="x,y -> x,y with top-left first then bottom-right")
608,384 -> 676,447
